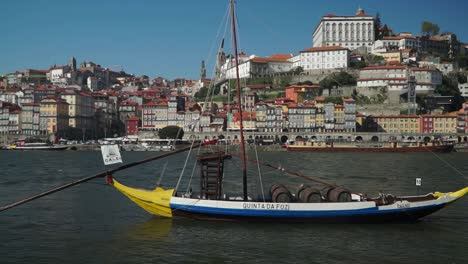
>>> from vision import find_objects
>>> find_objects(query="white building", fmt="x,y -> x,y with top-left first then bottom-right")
375,36 -> 420,51
221,54 -> 292,79
49,65 -> 71,84
357,66 -> 441,94
298,46 -> 350,71
419,61 -> 455,74
312,8 -> 374,52
411,68 -> 442,93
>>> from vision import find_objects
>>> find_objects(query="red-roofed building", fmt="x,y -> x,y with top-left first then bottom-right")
285,84 -> 321,103
227,111 -> 257,131
141,101 -> 168,130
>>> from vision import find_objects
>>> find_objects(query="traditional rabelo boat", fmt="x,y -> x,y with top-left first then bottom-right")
1,2 -> 466,223
103,0 -> 468,223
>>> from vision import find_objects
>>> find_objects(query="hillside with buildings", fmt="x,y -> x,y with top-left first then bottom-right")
1,7 -> 468,143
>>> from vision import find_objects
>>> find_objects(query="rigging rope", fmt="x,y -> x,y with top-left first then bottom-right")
174,140 -> 196,192
426,146 -> 468,181
252,129 -> 266,202
156,161 -> 168,187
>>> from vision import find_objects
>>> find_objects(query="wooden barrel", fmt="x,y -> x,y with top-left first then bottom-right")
321,186 -> 335,201
296,184 -> 310,201
328,186 -> 351,202
299,188 -> 322,203
270,184 -> 286,195
270,184 -> 292,203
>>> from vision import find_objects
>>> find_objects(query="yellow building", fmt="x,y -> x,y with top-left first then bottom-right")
369,115 -> 420,133
431,114 -> 457,133
315,97 -> 325,132
334,105 -> 345,131
378,50 -> 402,64
39,97 -> 69,135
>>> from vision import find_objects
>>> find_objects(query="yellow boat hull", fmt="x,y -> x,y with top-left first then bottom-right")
111,178 -> 174,218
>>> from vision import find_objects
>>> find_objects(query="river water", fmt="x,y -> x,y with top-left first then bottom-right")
1,150 -> 467,263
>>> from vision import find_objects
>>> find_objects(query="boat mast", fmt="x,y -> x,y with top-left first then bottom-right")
230,0 -> 248,201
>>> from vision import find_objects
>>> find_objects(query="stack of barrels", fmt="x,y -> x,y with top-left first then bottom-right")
270,184 -> 352,203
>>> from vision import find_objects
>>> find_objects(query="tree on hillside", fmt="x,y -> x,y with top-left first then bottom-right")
381,24 -> 392,38
455,54 -> 468,70
421,21 -> 440,36
324,96 -> 343,105
350,60 -> 367,69
290,66 -> 304,75
374,12 -> 382,40
319,72 -> 357,89
158,126 -> 184,139
319,72 -> 357,95
435,75 -> 465,111
195,87 -> 209,100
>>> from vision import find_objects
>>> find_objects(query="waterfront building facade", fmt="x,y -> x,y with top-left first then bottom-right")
39,97 -> 69,135
20,103 -> 40,136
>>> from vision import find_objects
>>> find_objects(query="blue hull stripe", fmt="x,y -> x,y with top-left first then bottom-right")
170,203 -> 445,218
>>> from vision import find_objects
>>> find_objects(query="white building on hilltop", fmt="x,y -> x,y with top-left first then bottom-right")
312,7 -> 375,52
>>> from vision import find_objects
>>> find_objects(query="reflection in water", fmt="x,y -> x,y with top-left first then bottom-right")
121,217 -> 173,242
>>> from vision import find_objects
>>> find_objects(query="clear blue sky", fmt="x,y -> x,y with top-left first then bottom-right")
2,0 -> 467,79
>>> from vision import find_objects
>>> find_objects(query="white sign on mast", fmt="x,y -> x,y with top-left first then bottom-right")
100,144 -> 123,165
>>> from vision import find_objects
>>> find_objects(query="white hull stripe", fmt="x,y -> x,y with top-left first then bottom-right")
169,197 -> 451,218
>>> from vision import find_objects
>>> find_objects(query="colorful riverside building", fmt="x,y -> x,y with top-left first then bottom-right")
20,102 -> 40,136
0,101 -> 21,135
287,103 -> 316,133
457,102 -> 468,133
362,114 -> 457,134
141,101 -> 168,131
424,113 -> 457,134
39,97 -> 69,136
315,96 -> 325,132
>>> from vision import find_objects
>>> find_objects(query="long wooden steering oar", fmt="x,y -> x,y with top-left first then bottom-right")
0,142 -> 210,212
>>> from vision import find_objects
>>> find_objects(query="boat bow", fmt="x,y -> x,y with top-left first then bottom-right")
109,177 -> 174,217
433,187 -> 468,200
